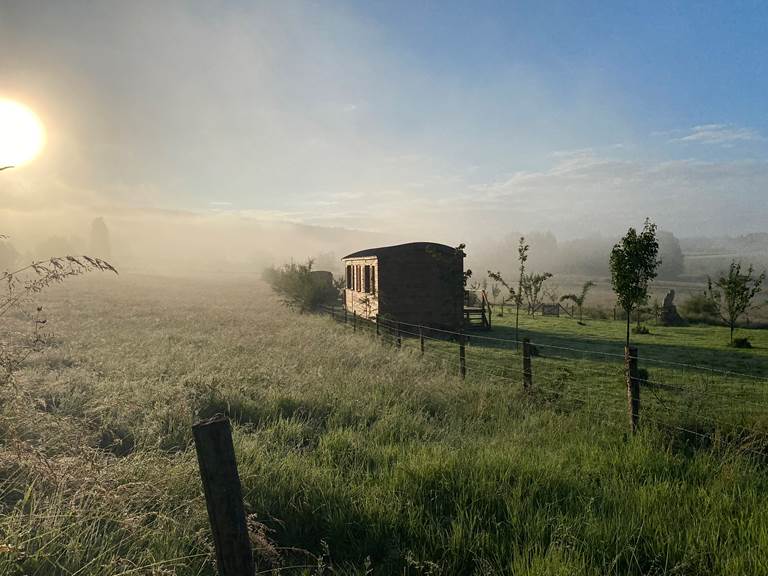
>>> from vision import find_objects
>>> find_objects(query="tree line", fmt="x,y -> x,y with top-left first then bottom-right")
484,219 -> 765,348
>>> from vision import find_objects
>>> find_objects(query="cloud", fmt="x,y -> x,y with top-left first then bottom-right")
672,124 -> 763,145
459,153 -> 768,238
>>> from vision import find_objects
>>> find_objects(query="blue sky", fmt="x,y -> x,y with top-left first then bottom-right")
1,0 -> 767,243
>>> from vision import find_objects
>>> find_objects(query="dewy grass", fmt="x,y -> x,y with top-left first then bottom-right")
0,274 -> 767,574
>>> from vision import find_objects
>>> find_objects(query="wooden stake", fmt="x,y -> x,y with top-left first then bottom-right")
419,325 -> 425,355
522,338 -> 532,390
625,346 -> 640,435
192,415 -> 254,576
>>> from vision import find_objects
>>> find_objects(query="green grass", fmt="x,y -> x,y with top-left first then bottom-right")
1,275 -> 767,574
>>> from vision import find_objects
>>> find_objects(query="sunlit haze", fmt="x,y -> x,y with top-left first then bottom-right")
0,99 -> 45,168
1,1 -> 767,272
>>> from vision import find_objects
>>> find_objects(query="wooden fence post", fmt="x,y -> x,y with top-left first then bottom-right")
625,346 -> 640,435
419,325 -> 425,356
353,311 -> 357,332
395,322 -> 401,349
192,415 -> 254,576
522,338 -> 532,390
375,315 -> 379,336
459,332 -> 466,379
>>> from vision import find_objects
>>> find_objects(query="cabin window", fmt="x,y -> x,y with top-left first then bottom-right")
346,265 -> 352,289
371,265 -> 376,294
356,265 -> 362,292
364,265 -> 371,293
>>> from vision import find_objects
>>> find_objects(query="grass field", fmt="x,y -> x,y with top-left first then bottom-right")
2,274 -> 768,575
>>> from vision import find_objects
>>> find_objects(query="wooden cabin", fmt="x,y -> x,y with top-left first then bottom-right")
342,242 -> 465,330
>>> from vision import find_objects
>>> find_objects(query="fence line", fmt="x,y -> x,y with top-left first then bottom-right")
319,305 -> 768,457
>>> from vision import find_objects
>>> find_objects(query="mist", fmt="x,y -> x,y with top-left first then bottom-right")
2,1 -> 767,254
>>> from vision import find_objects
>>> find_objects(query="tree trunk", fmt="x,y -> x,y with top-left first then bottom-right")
730,323 -> 734,344
515,302 -> 520,347
625,312 -> 631,350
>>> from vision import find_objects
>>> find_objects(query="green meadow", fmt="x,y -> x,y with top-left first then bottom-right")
1,275 -> 767,575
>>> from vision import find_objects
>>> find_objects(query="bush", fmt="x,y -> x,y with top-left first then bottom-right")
583,306 -> 612,320
263,260 -> 339,312
680,292 -> 719,324
730,337 -> 752,349
633,325 -> 650,335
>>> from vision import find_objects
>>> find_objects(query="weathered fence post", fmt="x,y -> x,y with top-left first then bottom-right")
625,346 -> 640,434
459,332 -> 466,379
375,315 -> 379,337
192,415 -> 254,576
353,311 -> 357,332
419,325 -> 425,356
522,338 -> 532,390
395,322 -> 402,349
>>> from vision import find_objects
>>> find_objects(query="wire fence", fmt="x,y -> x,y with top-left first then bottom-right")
320,305 -> 768,461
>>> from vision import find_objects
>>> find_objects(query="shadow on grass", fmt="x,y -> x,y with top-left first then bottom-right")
470,323 -> 768,379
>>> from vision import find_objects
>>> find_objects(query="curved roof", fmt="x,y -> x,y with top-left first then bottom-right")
342,241 -> 458,260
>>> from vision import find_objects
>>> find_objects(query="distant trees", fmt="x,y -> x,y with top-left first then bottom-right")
706,260 -> 765,344
560,281 -> 595,323
89,217 -> 112,259
679,292 -> 719,324
657,230 -> 684,279
610,219 -> 661,349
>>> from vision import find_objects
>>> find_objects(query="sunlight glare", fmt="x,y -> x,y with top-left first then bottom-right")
0,99 -> 45,168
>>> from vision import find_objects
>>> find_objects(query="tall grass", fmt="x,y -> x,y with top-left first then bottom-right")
0,275 -> 766,574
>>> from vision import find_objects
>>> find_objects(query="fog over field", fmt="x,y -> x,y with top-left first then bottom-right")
2,1 -> 767,275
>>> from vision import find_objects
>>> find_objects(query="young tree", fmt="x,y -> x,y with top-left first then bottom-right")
522,272 -> 552,316
560,280 -> 595,322
487,271 -> 511,317
544,283 -> 560,306
490,282 -> 501,315
706,260 -> 765,344
489,236 -> 529,344
610,219 -> 660,349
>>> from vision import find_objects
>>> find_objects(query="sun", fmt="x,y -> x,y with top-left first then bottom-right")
0,99 -> 45,168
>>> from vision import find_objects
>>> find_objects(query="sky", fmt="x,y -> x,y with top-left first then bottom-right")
1,0 -> 767,249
